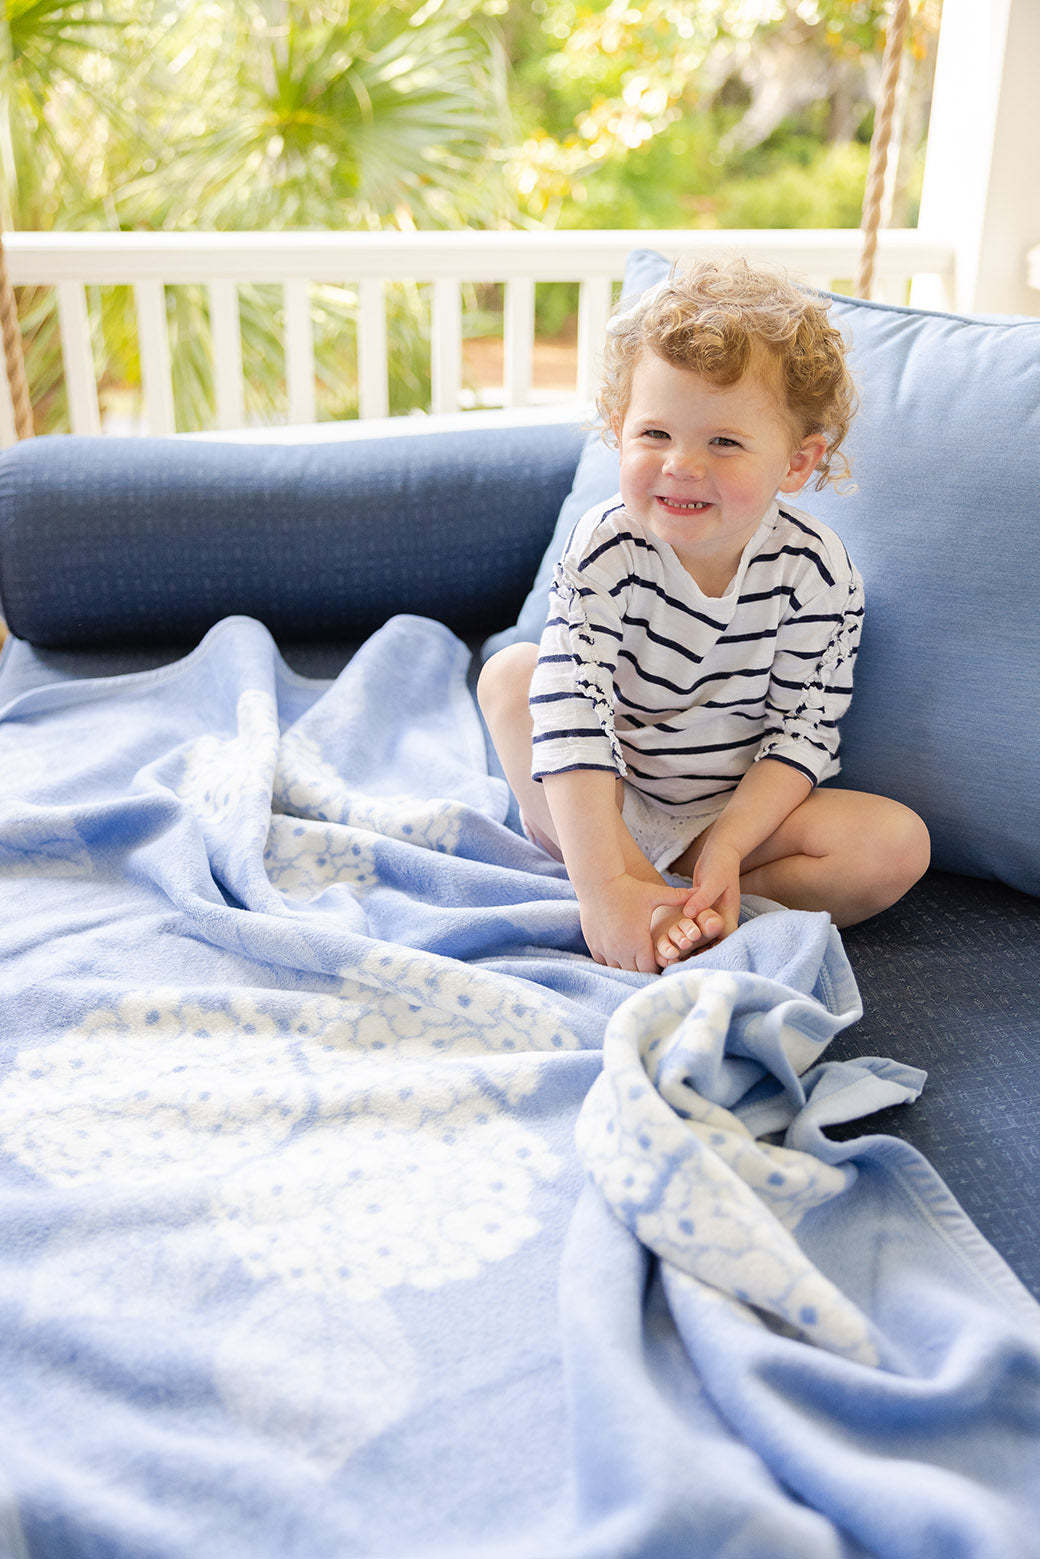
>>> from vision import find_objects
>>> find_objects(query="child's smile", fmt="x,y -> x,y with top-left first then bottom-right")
613,350 -> 825,593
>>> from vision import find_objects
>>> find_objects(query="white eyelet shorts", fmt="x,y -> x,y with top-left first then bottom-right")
620,785 -> 727,876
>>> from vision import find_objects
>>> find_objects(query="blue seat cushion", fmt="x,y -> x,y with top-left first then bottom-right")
835,870 -> 1040,1303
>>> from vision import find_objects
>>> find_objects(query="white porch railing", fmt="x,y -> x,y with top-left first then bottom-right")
1,227 -> 957,445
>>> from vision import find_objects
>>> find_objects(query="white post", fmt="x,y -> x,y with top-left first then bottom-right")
430,279 -> 461,415
133,281 -> 176,435
915,0 -> 1040,316
208,280 -> 245,430
56,282 -> 102,435
503,278 -> 534,408
357,279 -> 389,419
283,280 -> 316,425
576,276 -> 611,405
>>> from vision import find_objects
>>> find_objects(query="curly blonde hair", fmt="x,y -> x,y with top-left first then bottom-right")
597,258 -> 857,491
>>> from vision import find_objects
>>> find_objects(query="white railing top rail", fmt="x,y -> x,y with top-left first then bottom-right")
2,227 -> 957,445
6,226 -> 956,283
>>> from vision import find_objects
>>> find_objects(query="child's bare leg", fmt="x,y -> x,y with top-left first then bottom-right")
725,788 -> 929,928
477,643 -> 560,852
478,645 -> 721,964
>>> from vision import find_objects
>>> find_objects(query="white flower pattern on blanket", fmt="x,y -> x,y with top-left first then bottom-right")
176,687 -> 280,829
0,962 -> 566,1463
265,796 -> 465,901
0,982 -> 563,1300
274,727 -> 464,853
176,697 -> 467,901
578,969 -> 880,1365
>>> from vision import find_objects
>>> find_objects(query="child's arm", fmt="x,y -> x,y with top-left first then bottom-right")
682,759 -> 813,937
542,769 -> 690,974
680,550 -> 864,940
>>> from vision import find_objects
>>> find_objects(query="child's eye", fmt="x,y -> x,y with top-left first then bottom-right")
711,436 -> 742,449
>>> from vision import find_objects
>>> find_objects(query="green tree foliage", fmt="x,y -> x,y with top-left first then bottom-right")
5,0 -> 516,428
501,0 -> 938,231
111,0 -> 513,232
1,0 -> 121,229
2,0 -> 146,426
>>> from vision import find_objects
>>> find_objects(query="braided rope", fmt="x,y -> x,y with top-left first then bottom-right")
0,230 -> 33,439
857,0 -> 911,300
0,228 -> 28,642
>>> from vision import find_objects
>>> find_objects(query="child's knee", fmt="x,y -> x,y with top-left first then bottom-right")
887,802 -> 931,890
866,799 -> 931,901
476,642 -> 538,724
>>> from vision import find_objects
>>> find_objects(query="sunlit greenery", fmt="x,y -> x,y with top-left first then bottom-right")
4,0 -> 941,431
502,0 -> 938,230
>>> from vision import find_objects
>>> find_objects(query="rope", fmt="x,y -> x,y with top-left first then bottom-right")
857,0 -> 911,300
0,227 -> 28,644
0,229 -> 33,439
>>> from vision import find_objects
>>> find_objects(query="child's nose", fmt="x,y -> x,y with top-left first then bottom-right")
664,445 -> 706,478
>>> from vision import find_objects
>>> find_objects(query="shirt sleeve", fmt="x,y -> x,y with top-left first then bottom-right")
528,516 -> 629,781
755,564 -> 864,785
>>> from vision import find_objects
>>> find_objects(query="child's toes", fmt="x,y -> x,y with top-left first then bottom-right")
655,916 -> 701,964
695,908 -> 725,944
676,915 -> 705,947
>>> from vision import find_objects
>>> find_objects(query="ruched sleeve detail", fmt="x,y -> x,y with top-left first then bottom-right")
529,558 -> 628,780
756,571 -> 864,784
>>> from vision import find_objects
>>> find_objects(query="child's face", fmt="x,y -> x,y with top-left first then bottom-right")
612,350 -> 826,587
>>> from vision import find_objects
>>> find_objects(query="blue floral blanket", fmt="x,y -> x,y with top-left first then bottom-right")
0,614 -> 1037,1559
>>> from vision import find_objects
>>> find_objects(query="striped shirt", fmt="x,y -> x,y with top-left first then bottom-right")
529,495 -> 863,810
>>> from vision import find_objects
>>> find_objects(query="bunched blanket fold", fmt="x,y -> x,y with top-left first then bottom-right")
0,613 -> 1035,1559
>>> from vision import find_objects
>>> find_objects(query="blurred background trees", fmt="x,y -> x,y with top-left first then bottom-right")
504,0 -> 939,233
3,0 -> 941,430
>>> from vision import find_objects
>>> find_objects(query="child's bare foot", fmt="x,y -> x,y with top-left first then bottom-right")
650,905 -> 726,968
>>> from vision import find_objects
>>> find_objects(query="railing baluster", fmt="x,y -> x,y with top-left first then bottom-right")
283,280 -> 316,425
576,276 -> 612,405
133,281 -> 175,436
208,280 -> 245,430
0,372 -> 16,448
431,278 -> 461,415
56,282 -> 102,435
357,279 -> 389,419
504,278 -> 535,408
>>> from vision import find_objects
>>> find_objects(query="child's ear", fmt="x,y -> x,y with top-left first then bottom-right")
779,434 -> 827,493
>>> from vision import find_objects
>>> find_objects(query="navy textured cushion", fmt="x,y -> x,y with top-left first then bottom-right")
0,426 -> 584,649
495,247 -> 1040,896
836,870 -> 1040,1300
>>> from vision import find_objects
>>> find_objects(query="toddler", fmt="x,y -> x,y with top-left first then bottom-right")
478,258 -> 930,974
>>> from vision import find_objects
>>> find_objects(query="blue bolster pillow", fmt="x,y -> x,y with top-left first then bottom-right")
0,424 -> 584,649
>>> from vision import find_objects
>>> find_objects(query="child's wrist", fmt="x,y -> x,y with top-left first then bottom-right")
574,870 -> 623,905
700,832 -> 744,864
